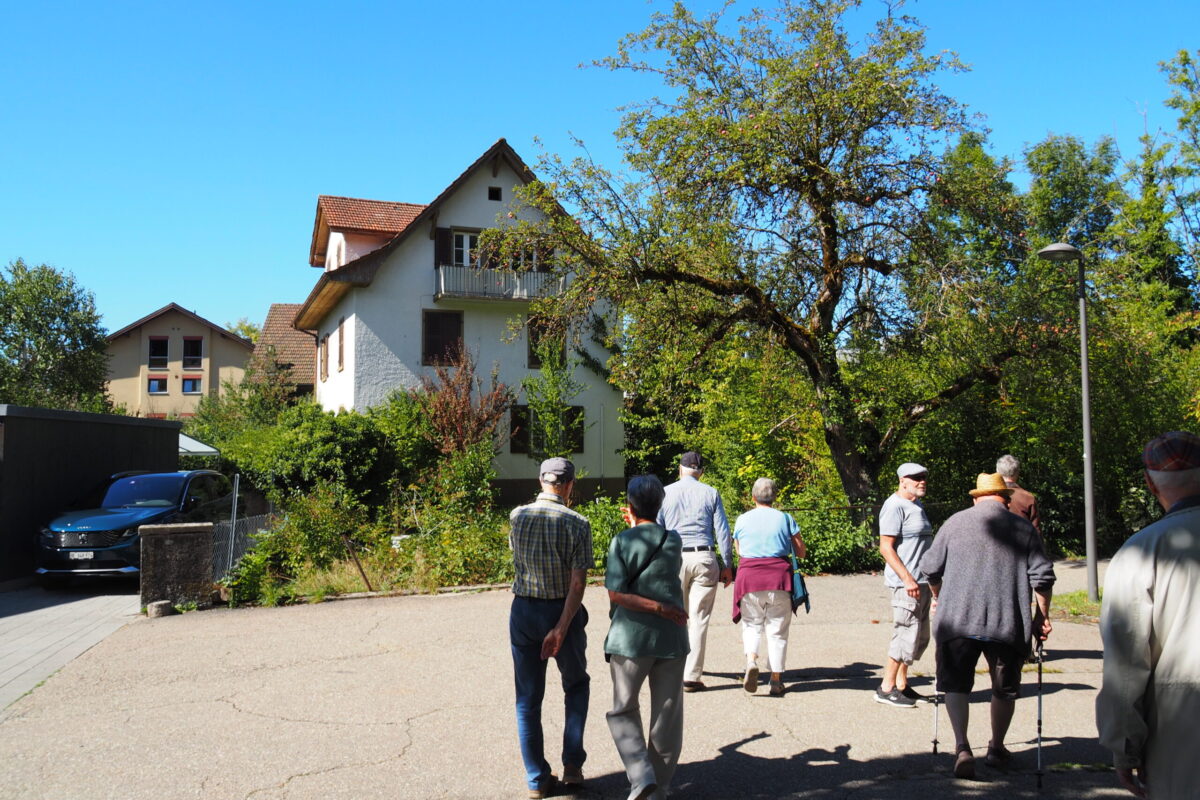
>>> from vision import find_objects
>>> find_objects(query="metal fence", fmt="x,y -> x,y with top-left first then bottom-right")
212,512 -> 275,581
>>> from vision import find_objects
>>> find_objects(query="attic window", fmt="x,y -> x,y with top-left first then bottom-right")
488,186 -> 502,201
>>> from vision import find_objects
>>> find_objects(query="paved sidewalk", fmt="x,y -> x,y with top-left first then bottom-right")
0,580 -> 140,720
0,562 -> 1119,799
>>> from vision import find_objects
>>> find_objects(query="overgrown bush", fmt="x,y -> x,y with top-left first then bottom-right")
789,489 -> 882,574
224,403 -> 398,507
388,510 -> 513,590
221,484 -> 386,605
432,441 -> 500,514
577,494 -> 626,570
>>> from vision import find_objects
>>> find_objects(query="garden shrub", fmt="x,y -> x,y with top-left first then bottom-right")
224,403 -> 398,507
789,489 -> 881,574
389,510 -> 514,589
577,494 -> 626,570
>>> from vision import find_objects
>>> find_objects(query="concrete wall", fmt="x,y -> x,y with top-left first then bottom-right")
0,406 -> 179,581
310,160 -> 625,484
106,309 -> 253,417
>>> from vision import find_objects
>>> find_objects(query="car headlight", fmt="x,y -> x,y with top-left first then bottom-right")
119,527 -> 139,538
40,527 -> 54,540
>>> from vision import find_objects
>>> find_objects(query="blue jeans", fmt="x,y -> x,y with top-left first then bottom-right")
510,595 -> 590,790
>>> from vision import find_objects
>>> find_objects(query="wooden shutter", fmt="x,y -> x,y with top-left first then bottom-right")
434,227 -> 452,269
422,310 -> 463,365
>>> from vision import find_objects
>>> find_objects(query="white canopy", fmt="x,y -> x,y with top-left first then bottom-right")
179,432 -> 220,456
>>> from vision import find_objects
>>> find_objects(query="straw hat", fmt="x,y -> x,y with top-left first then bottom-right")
969,472 -> 1013,498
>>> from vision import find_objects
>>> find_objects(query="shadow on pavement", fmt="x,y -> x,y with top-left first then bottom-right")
571,735 -> 1118,799
0,576 -> 138,620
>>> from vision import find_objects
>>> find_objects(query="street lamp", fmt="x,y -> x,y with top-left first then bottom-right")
1037,242 -> 1098,602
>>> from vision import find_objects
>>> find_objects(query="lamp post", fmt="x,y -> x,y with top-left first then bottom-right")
1037,242 -> 1098,602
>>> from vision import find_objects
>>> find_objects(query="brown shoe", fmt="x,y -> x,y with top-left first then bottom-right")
954,746 -> 976,779
985,742 -> 1013,769
769,678 -> 785,696
743,665 -> 760,693
682,680 -> 706,693
528,775 -> 559,799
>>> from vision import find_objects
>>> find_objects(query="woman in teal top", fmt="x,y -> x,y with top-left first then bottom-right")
605,475 -> 689,800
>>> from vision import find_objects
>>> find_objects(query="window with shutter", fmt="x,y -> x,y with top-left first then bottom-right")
434,227 -> 453,268
422,310 -> 463,365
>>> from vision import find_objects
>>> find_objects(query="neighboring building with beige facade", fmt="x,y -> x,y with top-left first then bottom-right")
106,303 -> 254,418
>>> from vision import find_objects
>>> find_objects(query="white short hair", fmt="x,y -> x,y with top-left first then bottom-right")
751,477 -> 777,504
1146,467 -> 1200,492
996,454 -> 1020,479
680,465 -> 703,477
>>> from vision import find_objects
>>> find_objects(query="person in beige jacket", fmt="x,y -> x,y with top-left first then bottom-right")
1096,431 -> 1200,800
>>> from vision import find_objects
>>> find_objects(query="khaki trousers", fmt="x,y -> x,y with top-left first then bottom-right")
679,550 -> 719,682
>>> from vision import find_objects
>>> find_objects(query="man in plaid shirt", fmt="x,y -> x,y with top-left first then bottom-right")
508,457 -> 593,799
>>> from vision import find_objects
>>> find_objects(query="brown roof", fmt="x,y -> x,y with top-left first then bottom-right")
317,196 -> 426,234
106,303 -> 254,348
257,303 -> 314,386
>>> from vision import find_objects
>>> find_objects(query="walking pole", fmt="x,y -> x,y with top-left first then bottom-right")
931,692 -> 940,755
1036,641 -> 1044,791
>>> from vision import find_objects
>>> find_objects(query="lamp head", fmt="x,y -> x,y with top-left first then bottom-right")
1037,242 -> 1083,262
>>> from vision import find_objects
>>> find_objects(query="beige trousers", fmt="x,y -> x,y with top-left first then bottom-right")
678,550 -> 719,682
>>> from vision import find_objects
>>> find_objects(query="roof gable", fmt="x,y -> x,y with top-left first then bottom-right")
295,138 -> 540,330
107,303 -> 254,349
256,303 -> 314,385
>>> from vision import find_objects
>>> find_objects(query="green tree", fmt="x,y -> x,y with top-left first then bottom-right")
1161,49 -> 1200,268
520,336 -> 586,460
0,259 -> 110,411
225,317 -> 260,343
516,1 -> 1045,514
186,345 -> 298,448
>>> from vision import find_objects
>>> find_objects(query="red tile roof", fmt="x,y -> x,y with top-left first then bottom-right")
256,303 -> 314,386
317,196 -> 426,234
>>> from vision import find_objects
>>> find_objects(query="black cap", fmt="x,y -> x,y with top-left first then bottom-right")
681,451 -> 704,470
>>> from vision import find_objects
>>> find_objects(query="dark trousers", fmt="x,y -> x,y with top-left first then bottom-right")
510,595 -> 590,790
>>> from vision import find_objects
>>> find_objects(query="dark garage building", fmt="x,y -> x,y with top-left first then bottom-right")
0,406 -> 179,583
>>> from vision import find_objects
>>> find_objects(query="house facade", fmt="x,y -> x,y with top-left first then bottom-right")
293,139 -> 625,499
106,304 -> 254,418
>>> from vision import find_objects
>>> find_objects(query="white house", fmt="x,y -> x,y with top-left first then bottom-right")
293,139 -> 625,500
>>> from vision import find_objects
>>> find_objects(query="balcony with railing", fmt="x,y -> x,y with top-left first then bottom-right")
435,265 -> 564,301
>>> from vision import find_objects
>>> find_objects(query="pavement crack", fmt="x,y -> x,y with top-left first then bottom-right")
241,707 -> 447,799
217,696 -> 401,728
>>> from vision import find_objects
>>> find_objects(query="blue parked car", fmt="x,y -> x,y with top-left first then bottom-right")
37,470 -> 237,586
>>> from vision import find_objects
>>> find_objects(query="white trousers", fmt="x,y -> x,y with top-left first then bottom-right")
740,589 -> 792,673
607,654 -> 686,800
679,550 -> 719,682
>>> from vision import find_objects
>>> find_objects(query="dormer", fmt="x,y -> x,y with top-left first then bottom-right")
308,196 -> 426,271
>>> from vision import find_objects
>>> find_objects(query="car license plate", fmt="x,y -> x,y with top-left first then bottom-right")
68,551 -> 94,560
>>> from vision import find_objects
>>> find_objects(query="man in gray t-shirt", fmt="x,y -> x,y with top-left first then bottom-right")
875,462 -> 934,708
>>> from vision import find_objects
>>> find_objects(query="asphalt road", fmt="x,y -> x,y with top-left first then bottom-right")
0,562 -> 1121,800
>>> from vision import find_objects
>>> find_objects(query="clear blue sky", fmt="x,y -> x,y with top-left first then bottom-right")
2,0 -> 1196,333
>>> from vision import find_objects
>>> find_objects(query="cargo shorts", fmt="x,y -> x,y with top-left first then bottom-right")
888,584 -> 932,665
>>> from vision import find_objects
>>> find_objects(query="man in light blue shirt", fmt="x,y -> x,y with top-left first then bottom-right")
657,451 -> 732,691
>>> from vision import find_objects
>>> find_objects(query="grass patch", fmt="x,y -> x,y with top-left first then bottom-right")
291,557 -> 396,599
1051,589 -> 1102,624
